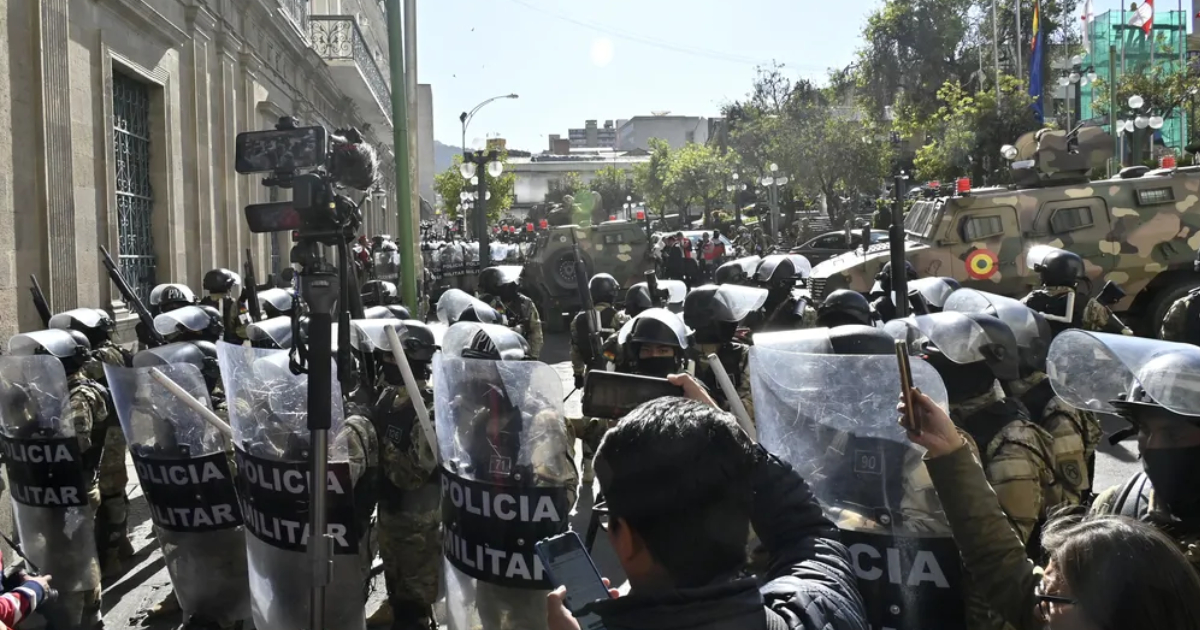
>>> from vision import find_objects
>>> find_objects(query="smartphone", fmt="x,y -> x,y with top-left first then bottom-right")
235,126 -> 327,174
895,340 -> 919,434
535,532 -> 612,630
582,371 -> 684,419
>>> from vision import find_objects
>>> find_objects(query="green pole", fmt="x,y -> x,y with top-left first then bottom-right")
386,0 -> 418,308
1110,43 -> 1119,172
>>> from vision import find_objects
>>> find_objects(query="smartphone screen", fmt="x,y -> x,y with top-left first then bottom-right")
235,127 -> 327,174
582,371 -> 683,419
536,532 -> 611,630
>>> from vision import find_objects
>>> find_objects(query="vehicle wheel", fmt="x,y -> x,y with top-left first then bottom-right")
547,248 -> 592,292
1142,276 -> 1200,338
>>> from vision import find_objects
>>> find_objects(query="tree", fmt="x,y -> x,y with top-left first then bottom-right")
633,138 -> 685,219
665,143 -> 732,226
905,74 -> 1040,183
591,165 -> 637,215
545,171 -> 585,205
433,153 -> 516,223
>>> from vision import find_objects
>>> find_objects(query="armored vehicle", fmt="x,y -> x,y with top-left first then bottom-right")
522,220 -> 653,330
809,127 -> 1200,335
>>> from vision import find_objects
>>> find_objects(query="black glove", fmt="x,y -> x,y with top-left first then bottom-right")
574,374 -> 585,390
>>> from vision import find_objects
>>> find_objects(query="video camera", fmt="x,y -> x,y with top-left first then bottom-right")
235,117 -> 378,239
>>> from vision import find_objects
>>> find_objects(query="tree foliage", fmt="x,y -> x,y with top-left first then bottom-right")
590,165 -> 637,214
908,74 -> 1040,183
545,171 -> 585,206
666,143 -> 732,219
1089,63 -> 1198,122
433,153 -> 515,222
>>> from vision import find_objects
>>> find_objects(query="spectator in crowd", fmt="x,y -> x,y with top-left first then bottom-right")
0,555 -> 53,629
900,388 -> 1200,630
547,378 -> 868,630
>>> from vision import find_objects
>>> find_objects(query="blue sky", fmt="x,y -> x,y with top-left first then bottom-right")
415,0 -> 1180,152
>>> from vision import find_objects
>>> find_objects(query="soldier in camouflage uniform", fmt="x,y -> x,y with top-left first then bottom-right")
50,308 -> 135,577
1022,246 -> 1132,336
568,274 -> 630,483
682,285 -> 758,424
364,321 -> 441,630
477,266 -> 543,360
1160,249 -> 1200,343
8,329 -> 109,628
752,255 -> 816,331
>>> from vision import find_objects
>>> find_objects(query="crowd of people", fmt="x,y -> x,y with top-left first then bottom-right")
3,230 -> 1200,630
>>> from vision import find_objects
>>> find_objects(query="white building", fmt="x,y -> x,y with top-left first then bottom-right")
616,115 -> 709,151
508,151 -> 650,206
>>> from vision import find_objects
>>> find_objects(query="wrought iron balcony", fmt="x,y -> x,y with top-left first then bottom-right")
309,16 -> 393,135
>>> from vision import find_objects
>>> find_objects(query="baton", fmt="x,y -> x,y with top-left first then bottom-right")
563,386 -> 579,403
384,325 -> 440,463
148,368 -> 234,440
0,532 -> 40,575
706,354 -> 755,442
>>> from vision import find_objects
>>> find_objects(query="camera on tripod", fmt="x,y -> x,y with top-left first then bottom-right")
235,116 -> 378,239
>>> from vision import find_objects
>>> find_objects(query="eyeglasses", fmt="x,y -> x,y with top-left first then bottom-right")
592,500 -> 611,531
1035,583 -> 1077,618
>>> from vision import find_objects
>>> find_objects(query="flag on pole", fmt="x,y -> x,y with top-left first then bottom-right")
1130,0 -> 1154,34
1029,1 -> 1044,124
1081,0 -> 1095,55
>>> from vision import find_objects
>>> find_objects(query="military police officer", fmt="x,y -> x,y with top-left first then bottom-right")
1160,248 -> 1200,343
1022,245 -> 1131,336
476,266 -> 543,359
682,284 -> 766,423
568,274 -> 629,391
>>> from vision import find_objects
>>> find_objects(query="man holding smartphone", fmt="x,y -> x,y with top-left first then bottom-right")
547,385 -> 868,630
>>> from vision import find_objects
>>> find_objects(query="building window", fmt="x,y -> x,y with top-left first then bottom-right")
1050,206 -> 1094,233
961,215 -> 1004,241
112,71 -> 156,303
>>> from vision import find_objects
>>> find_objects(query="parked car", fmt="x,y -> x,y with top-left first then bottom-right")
791,229 -> 890,265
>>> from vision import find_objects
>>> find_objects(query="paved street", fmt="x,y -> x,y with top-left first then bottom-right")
84,331 -> 1139,628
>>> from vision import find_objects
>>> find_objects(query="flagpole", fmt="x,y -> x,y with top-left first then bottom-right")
1016,0 -> 1023,85
1179,0 -> 1185,152
1121,4 -> 1127,73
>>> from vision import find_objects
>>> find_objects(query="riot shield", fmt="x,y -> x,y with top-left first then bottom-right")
616,308 -> 691,348
786,254 -> 813,280
442,323 -> 530,361
733,255 -> 762,277
374,247 -> 401,281
884,313 -> 990,364
258,288 -> 294,314
105,362 -> 251,623
629,280 -> 687,307
247,316 -> 294,349
711,285 -> 769,321
215,342 -> 366,630
442,243 -> 466,277
749,347 -> 963,629
437,289 -> 503,325
0,355 -> 100,594
1048,331 -> 1200,416
1024,245 -> 1057,273
753,328 -> 835,354
433,355 -> 575,630
154,305 -> 212,336
48,308 -> 107,331
910,278 -> 959,311
944,289 -> 1041,350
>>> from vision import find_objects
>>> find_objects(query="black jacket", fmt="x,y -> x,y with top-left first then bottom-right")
589,452 -> 869,630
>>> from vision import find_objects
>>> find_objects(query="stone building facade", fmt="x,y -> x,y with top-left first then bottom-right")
0,0 -> 405,341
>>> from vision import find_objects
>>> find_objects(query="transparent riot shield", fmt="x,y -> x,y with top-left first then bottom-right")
786,254 -> 813,280
105,362 -> 250,624
753,328 -> 836,354
711,285 -> 769,321
154,305 -> 213,337
258,288 -> 295,315
438,289 -> 503,325
374,247 -> 401,281
616,308 -> 691,348
734,255 -> 762,278
433,355 -> 575,630
0,356 -> 100,595
1048,331 -> 1200,416
910,278 -> 960,311
749,347 -> 964,629
247,316 -> 294,349
215,342 -> 365,630
884,313 -> 991,364
442,323 -> 531,361
944,289 -> 1041,349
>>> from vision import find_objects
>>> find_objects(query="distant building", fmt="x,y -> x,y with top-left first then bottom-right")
616,115 -> 709,151
567,120 -> 617,148
508,150 -> 649,206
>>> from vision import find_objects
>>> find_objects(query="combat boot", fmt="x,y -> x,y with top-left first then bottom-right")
391,601 -> 436,630
366,600 -> 393,627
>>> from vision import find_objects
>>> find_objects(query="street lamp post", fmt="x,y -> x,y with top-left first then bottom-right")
759,163 -> 788,244
459,94 -> 519,154
461,150 -> 503,269
1058,54 -> 1098,132
1116,94 -> 1165,166
726,172 -> 747,226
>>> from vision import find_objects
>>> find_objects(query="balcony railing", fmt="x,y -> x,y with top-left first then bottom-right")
309,16 -> 391,116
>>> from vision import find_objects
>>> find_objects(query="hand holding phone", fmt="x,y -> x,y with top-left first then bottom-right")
537,532 -> 614,630
895,340 -> 919,435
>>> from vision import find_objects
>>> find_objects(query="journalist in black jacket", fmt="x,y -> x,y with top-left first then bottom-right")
548,383 -> 868,630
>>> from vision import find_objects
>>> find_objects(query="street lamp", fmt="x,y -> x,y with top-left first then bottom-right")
726,172 -> 748,225
459,94 -> 519,154
462,149 -> 503,268
759,163 -> 789,243
1117,94 -> 1164,166
1058,54 -> 1097,132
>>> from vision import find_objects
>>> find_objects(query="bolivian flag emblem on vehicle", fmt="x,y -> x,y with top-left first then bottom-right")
966,248 -> 999,280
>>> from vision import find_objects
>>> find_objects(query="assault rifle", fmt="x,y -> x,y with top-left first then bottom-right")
29,275 -> 52,327
100,245 -> 167,346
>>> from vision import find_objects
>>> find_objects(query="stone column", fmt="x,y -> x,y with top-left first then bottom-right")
216,31 -> 243,268
36,0 -> 76,311
185,5 -> 217,287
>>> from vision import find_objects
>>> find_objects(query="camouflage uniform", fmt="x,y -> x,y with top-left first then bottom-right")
88,341 -> 134,574
373,383 -> 441,627
484,293 -> 543,359
341,409 -> 381,597
1021,286 -> 1133,335
950,386 -> 1061,546
1093,475 -> 1200,572
59,372 -> 109,629
1007,372 -> 1100,505
694,342 -> 754,425
567,304 -> 628,479
568,303 -> 629,383
757,293 -> 818,332
1161,290 -> 1200,342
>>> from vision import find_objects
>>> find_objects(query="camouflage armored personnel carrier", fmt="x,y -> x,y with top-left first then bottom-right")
808,127 -> 1200,335
521,220 -> 654,330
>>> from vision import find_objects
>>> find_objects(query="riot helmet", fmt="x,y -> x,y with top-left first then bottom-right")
8,328 -> 92,375
816,290 -> 873,328
443,322 -> 529,361
202,268 -> 242,296
246,316 -> 293,349
891,312 -> 1019,402
149,283 -> 197,315
714,256 -> 761,286
617,309 -> 690,377
623,284 -> 653,318
49,307 -> 115,349
437,288 -> 503,325
384,305 -> 412,320
870,261 -> 918,295
478,266 -> 522,301
755,255 -> 798,289
1028,246 -> 1085,287
683,284 -> 768,344
258,288 -> 295,318
589,273 -> 620,305
909,277 -> 961,313
945,289 -> 1051,378
361,280 -> 398,306
828,325 -> 897,356
154,305 -> 223,343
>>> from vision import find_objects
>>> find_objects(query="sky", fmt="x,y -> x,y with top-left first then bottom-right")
415,0 -> 1188,153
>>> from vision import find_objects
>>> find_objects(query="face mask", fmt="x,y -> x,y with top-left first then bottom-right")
925,350 -> 994,403
1143,445 -> 1200,519
381,362 -> 404,386
635,357 -> 677,378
